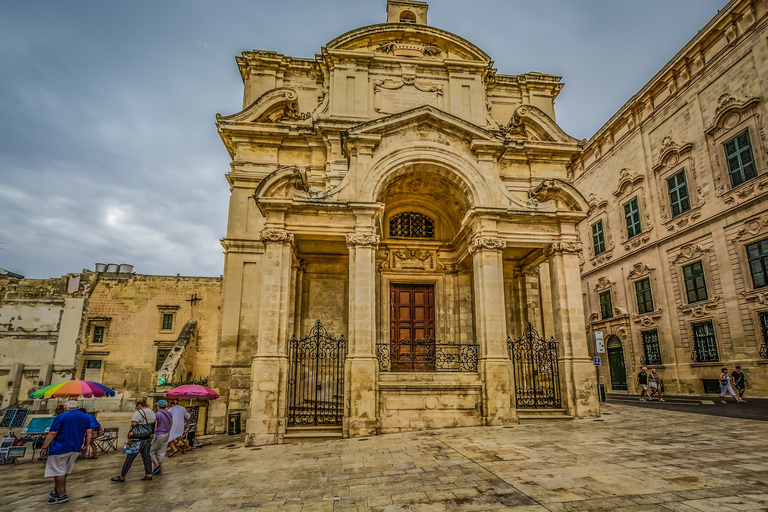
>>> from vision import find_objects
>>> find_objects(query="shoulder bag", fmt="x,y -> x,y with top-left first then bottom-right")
128,409 -> 155,440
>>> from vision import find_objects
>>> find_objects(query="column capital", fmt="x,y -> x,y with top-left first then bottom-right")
469,237 -> 506,255
545,241 -> 582,257
346,233 -> 380,248
260,230 -> 294,245
521,265 -> 539,277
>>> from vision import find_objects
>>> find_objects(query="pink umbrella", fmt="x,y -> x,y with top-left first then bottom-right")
165,384 -> 220,403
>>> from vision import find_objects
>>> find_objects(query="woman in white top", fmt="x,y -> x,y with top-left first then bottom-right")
111,400 -> 156,482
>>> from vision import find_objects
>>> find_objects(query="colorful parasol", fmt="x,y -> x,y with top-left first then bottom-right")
30,380 -> 116,399
164,384 -> 220,401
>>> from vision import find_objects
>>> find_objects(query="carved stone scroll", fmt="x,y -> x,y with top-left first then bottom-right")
261,230 -> 294,245
545,241 -> 583,257
346,234 -> 380,248
468,237 -> 506,255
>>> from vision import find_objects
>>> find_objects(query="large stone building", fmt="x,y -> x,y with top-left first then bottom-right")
210,0 -> 599,444
571,0 -> 768,396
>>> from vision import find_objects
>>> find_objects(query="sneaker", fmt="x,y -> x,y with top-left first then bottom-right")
659,399 -> 665,402
49,489 -> 57,498
48,494 -> 68,505
152,466 -> 162,475
648,397 -> 654,400
639,398 -> 646,401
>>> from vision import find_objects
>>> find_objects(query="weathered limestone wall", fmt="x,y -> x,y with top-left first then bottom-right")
571,0 -> 768,397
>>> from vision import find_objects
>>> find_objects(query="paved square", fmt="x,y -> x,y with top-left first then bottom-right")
2,403 -> 767,511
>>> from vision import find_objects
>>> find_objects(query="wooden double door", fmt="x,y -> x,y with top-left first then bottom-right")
389,284 -> 435,371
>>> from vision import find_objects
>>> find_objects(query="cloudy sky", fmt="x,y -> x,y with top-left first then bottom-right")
0,0 -> 726,279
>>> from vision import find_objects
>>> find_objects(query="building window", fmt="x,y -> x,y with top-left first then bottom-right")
667,170 -> 691,217
389,212 -> 434,239
156,349 -> 171,371
592,221 -> 606,255
682,261 -> 708,303
641,330 -> 662,365
162,314 -> 174,331
691,321 -> 718,362
747,238 -> 768,289
635,278 -> 654,314
82,360 -> 102,381
624,198 -> 642,239
92,326 -> 105,344
759,312 -> 768,359
725,130 -> 757,188
399,10 -> 416,23
599,291 -> 613,320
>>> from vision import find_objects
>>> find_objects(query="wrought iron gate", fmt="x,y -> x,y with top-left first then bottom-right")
507,323 -> 562,408
287,321 -> 346,426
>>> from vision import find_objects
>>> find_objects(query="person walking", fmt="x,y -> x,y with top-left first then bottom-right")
648,369 -> 665,402
39,400 -> 92,505
150,400 -> 172,475
111,400 -> 156,482
731,366 -> 748,402
637,366 -> 650,401
719,367 -> 745,404
167,399 -> 190,457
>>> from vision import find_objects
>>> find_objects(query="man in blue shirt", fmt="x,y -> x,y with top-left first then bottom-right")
40,400 -> 93,505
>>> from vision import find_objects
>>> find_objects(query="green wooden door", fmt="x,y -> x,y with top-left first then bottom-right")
607,345 -> 627,390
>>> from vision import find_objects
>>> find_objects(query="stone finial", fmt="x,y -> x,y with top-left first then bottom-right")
468,237 -> 506,255
260,230 -> 294,245
346,233 -> 380,248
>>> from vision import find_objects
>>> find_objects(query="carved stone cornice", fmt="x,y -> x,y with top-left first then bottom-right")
652,137 -> 694,172
521,266 -> 539,277
627,263 -> 655,280
670,244 -> 709,265
704,94 -> 761,137
677,296 -> 720,318
587,193 -> 608,215
594,277 -> 615,293
260,230 -> 295,245
739,289 -> 768,305
346,233 -> 380,248
613,168 -> 644,197
632,308 -> 663,327
468,237 -> 506,255
732,214 -> 768,243
545,241 -> 583,257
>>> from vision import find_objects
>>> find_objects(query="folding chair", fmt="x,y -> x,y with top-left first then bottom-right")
94,428 -> 119,453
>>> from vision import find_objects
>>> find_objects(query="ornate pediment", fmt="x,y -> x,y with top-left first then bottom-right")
704,94 -> 761,138
503,105 -> 578,144
670,243 -> 709,265
613,168 -> 645,197
587,193 -> 608,215
677,296 -> 720,317
594,277 -> 615,293
216,88 -> 311,124
528,179 -> 589,213
732,214 -> 768,243
652,137 -> 694,172
627,263 -> 655,280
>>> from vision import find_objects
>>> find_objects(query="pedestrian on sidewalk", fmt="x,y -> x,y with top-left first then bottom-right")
111,400 -> 156,482
150,400 -> 173,475
637,366 -> 651,401
39,400 -> 93,505
648,369 -> 665,401
719,367 -> 745,403
167,399 -> 190,457
731,366 -> 748,403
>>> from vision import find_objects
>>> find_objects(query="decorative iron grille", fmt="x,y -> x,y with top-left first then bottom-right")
389,212 -> 434,239
641,330 -> 662,366
690,321 -> 718,363
376,338 -> 477,372
287,321 -> 346,426
760,312 -> 768,359
507,323 -> 562,409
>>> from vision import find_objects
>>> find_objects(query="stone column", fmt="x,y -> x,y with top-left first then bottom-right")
247,230 -> 294,445
345,233 -> 380,437
470,237 -> 515,425
546,242 -> 599,418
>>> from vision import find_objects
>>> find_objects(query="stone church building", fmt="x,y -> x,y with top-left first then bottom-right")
209,0 -> 599,444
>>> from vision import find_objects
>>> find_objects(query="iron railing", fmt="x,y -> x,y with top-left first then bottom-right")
376,338 -> 478,372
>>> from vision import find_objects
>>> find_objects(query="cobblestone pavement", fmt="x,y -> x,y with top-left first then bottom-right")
2,403 -> 768,511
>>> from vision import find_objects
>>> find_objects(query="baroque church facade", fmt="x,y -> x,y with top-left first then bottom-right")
209,0 -> 600,444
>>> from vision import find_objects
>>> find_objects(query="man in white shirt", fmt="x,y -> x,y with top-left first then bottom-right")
167,399 -> 190,456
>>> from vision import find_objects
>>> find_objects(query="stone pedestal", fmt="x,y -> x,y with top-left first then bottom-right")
547,242 -> 600,418
470,237 -> 515,424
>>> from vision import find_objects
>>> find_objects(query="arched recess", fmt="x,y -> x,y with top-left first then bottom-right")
605,335 -> 628,391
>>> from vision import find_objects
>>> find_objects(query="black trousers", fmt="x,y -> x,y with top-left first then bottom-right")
121,438 -> 151,476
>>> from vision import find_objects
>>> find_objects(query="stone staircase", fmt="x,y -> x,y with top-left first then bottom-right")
283,425 -> 343,444
516,408 -> 574,423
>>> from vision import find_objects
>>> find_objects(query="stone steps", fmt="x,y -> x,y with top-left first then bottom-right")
283,425 -> 343,444
516,408 -> 574,422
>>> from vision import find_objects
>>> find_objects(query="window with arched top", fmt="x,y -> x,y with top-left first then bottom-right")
400,10 -> 416,23
389,212 -> 434,239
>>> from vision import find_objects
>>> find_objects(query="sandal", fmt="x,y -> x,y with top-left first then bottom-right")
111,476 -> 125,482
89,455 -> 98,459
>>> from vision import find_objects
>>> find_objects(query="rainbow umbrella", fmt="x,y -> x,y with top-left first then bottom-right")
30,380 -> 116,399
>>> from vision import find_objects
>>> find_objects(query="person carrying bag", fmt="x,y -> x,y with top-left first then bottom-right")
112,400 -> 157,482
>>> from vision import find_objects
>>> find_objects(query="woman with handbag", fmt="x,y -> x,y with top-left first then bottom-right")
111,400 -> 156,482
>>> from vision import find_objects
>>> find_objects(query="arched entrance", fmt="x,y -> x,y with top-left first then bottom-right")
606,335 -> 627,390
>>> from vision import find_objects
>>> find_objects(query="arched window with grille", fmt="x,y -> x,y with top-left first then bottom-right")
389,212 -> 435,239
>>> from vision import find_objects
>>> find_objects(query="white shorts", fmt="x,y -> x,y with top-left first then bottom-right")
45,452 -> 79,477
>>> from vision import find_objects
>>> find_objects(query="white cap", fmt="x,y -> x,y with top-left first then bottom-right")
65,400 -> 79,409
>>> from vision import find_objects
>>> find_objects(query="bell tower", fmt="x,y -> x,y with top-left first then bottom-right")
387,0 -> 428,25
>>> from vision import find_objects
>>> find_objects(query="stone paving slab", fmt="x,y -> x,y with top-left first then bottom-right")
1,403 -> 768,511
